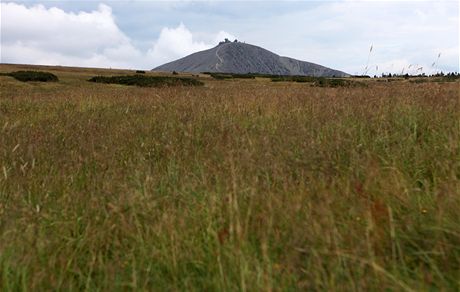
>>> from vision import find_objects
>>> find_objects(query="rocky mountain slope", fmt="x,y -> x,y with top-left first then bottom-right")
152,41 -> 348,77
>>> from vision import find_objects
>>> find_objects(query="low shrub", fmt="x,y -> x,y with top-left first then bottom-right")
271,76 -> 318,83
88,75 -> 204,87
135,70 -> 146,74
2,71 -> 59,82
204,72 -> 366,87
204,72 -> 257,79
208,73 -> 233,80
314,78 -> 366,88
410,79 -> 429,84
229,73 -> 256,79
410,76 -> 460,84
271,76 -> 366,87
438,75 -> 460,82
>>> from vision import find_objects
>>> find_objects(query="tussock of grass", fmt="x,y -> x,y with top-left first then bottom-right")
88,75 -> 204,87
0,65 -> 459,291
1,71 -> 59,82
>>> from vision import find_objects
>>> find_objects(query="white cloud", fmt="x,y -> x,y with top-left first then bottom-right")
1,1 -> 457,74
147,23 -> 235,66
0,2 -> 234,69
1,3 -> 143,68
223,0 -> 457,75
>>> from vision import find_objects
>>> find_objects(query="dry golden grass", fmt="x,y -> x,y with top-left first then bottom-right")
0,64 -> 459,291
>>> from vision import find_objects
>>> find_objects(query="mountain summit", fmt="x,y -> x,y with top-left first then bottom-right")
152,40 -> 348,77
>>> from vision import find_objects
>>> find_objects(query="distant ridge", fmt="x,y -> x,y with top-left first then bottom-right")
152,40 -> 349,77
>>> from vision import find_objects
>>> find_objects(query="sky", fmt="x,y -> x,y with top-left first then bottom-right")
1,0 -> 459,75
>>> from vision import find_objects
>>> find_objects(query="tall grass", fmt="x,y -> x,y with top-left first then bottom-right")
0,66 -> 459,291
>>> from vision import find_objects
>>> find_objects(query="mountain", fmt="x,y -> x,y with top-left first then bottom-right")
152,41 -> 349,77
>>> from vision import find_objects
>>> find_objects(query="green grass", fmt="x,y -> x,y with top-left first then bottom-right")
0,64 -> 459,291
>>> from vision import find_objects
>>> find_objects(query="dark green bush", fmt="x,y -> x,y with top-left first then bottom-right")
271,76 -> 318,83
439,74 -> 460,81
88,75 -> 203,87
2,71 -> 59,82
410,76 -> 460,84
135,70 -> 146,74
270,76 -> 366,88
208,73 -> 233,80
410,79 -> 430,84
204,72 -> 259,79
202,72 -> 367,87
314,78 -> 366,88
229,73 -> 256,79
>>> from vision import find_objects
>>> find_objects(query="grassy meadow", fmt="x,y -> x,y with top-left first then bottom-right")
0,64 -> 459,291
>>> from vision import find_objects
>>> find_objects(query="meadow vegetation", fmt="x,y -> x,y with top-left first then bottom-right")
0,64 -> 459,291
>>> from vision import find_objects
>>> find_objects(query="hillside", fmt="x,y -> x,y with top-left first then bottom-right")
153,41 -> 349,77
